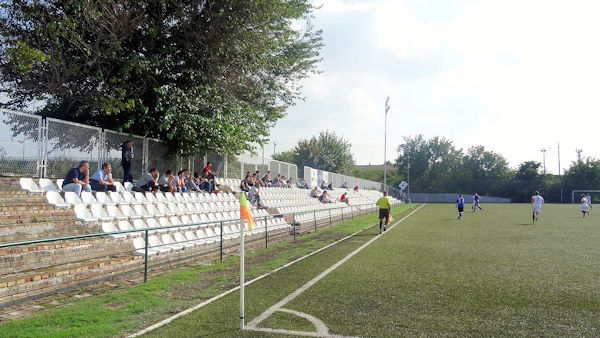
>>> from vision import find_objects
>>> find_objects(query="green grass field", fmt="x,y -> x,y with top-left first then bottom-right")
143,203 -> 600,337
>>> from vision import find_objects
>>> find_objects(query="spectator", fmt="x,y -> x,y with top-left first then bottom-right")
353,185 -> 359,192
121,140 -> 133,185
321,181 -> 328,190
90,162 -> 116,192
319,191 -> 332,203
203,162 -> 218,192
310,186 -> 320,198
198,171 -> 211,192
262,171 -> 272,187
272,174 -> 281,187
248,185 -> 264,208
254,171 -> 265,187
185,173 -> 200,192
62,161 -> 92,196
240,177 -> 249,192
297,178 -> 309,189
175,170 -> 186,192
327,182 -> 334,190
135,168 -> 159,192
157,170 -> 176,193
342,181 -> 349,189
245,171 -> 251,178
286,177 -> 293,188
340,192 -> 349,205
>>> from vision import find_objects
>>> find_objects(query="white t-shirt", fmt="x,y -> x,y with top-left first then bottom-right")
581,198 -> 589,211
531,195 -> 544,209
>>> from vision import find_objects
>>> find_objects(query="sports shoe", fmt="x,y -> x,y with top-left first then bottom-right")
383,226 -> 387,232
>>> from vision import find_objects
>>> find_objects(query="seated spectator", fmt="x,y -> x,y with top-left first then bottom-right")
248,185 -> 264,208
272,174 -> 281,187
254,171 -> 265,187
197,171 -> 211,192
342,181 -> 349,189
310,186 -> 320,198
319,191 -> 332,203
245,171 -> 251,178
327,182 -> 334,190
297,178 -> 309,189
286,177 -> 293,188
321,181 -> 328,190
157,170 -> 176,193
262,171 -> 272,187
90,162 -> 116,192
340,192 -> 349,205
185,175 -> 200,192
175,170 -> 186,192
240,177 -> 250,192
62,160 -> 92,196
203,162 -> 218,192
353,185 -> 359,192
135,168 -> 159,192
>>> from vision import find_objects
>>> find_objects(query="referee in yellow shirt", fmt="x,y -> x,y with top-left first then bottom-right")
376,191 -> 391,234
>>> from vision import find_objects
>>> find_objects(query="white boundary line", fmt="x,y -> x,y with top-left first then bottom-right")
130,204 -> 422,337
247,204 -> 425,331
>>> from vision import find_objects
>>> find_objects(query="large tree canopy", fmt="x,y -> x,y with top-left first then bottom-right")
273,130 -> 355,175
0,0 -> 323,155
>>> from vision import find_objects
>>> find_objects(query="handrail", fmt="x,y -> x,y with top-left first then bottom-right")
0,202 -> 378,249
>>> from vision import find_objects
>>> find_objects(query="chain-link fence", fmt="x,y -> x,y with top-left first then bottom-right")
45,118 -> 102,178
0,109 -> 42,177
146,138 -> 179,176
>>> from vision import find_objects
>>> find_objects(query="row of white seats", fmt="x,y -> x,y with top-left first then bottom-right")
21,177 -> 133,193
46,190 -> 236,209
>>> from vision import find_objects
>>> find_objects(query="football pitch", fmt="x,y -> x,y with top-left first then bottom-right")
141,203 -> 600,337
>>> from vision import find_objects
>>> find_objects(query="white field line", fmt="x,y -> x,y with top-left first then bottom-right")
130,205 -> 420,337
247,204 -> 425,329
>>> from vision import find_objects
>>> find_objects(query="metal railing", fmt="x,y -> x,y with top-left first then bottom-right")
0,202 -> 379,283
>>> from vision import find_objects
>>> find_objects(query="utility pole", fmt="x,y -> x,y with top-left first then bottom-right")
540,148 -> 547,174
384,96 -> 390,191
557,142 -> 561,176
576,148 -> 583,162
273,142 -> 276,156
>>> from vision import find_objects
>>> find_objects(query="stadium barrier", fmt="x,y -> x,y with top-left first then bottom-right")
0,202 -> 377,294
408,193 -> 511,203
0,108 -> 297,181
304,165 -> 401,196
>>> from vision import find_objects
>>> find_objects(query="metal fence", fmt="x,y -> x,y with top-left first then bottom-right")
0,108 -> 42,177
304,165 -> 402,196
236,154 -> 298,180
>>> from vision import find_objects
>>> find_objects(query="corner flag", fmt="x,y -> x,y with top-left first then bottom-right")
240,193 -> 254,231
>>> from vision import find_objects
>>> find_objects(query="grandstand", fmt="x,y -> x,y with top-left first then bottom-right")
0,176 -> 400,307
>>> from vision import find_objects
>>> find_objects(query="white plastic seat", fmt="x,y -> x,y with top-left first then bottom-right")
133,237 -> 159,256
204,227 -> 218,243
166,203 -> 179,215
102,222 -> 127,239
108,192 -> 129,205
157,217 -> 171,233
74,205 -> 98,222
155,193 -> 168,204
180,215 -> 193,227
94,192 -> 116,206
148,235 -> 172,252
145,193 -> 158,204
164,193 -> 177,203
156,203 -> 175,217
112,182 -> 125,192
173,193 -> 185,203
124,182 -> 134,191
80,191 -> 103,206
117,220 -> 138,237
45,191 -> 70,208
90,205 -> 113,222
106,205 -> 128,220
145,218 -> 163,234
145,204 -> 164,217
121,192 -> 141,205
39,178 -> 59,192
174,232 -> 196,247
134,192 -> 152,205
133,204 -> 153,219
120,205 -> 142,219
20,178 -> 43,193
181,193 -> 192,202
184,231 -> 204,245
64,191 -> 83,206
161,234 -> 185,250
56,179 -> 64,189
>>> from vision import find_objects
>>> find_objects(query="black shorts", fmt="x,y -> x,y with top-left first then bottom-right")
458,206 -> 464,212
379,209 -> 390,220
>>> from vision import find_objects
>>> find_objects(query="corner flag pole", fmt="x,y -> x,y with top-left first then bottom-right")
240,218 -> 245,330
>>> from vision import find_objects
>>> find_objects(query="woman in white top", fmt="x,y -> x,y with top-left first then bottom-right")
531,191 -> 544,223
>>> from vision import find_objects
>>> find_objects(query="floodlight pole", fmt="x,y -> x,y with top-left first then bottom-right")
541,148 -> 547,174
384,97 -> 390,192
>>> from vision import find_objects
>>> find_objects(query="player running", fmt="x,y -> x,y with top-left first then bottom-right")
456,194 -> 465,219
531,191 -> 544,223
581,194 -> 591,217
472,193 -> 483,212
376,191 -> 391,234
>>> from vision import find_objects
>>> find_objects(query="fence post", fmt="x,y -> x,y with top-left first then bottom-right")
264,216 -> 268,248
224,154 -> 228,178
220,221 -> 223,262
329,208 -> 332,227
144,229 -> 149,282
351,206 -> 354,219
341,207 -> 344,221
313,210 -> 317,232
293,212 -> 296,240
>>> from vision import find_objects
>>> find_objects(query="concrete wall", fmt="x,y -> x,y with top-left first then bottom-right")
409,193 -> 511,203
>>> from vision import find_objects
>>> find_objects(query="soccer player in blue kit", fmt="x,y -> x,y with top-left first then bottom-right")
456,194 -> 465,219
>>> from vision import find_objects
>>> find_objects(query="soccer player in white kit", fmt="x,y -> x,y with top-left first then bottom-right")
531,191 -> 544,223
581,194 -> 590,217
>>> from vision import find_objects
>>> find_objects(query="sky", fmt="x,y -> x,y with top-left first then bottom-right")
267,0 -> 600,174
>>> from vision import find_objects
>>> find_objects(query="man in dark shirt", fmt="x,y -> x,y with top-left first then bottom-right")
121,140 -> 133,185
62,161 -> 92,196
135,168 -> 159,192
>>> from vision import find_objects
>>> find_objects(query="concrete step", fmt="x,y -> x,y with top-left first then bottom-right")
0,220 -> 100,243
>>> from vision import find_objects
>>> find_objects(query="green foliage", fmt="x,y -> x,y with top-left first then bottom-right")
562,158 -> 600,191
274,130 -> 355,175
0,0 -> 323,155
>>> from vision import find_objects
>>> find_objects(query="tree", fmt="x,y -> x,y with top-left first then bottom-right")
562,158 -> 600,191
276,131 -> 354,175
272,150 -> 296,164
0,0 -> 323,155
457,145 -> 509,195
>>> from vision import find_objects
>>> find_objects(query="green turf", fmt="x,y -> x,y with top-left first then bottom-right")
0,204 -> 414,337
144,204 -> 600,337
